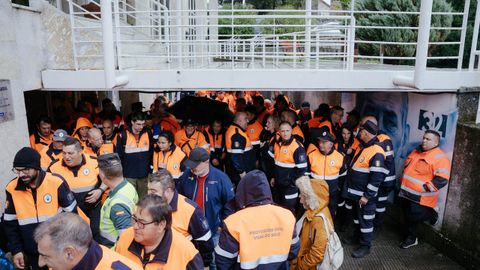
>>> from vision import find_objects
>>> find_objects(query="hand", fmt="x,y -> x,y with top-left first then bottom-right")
85,189 -> 103,204
347,148 -> 353,155
359,196 -> 368,206
270,178 -> 275,187
13,252 -> 25,269
204,267 -> 210,270
240,172 -> 246,178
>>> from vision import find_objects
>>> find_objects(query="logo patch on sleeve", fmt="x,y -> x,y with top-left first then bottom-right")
375,160 -> 381,167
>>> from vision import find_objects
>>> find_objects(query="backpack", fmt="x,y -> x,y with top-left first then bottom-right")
316,213 -> 344,270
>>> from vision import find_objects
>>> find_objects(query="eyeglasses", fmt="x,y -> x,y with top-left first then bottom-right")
12,168 -> 32,174
132,216 -> 157,229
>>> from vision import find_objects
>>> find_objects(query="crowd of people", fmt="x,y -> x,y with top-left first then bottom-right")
0,91 -> 451,270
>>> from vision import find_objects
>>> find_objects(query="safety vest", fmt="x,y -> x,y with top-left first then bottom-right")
272,138 -> 307,186
246,121 -> 263,146
75,241 -> 142,270
152,145 -> 186,178
171,193 -> 211,243
225,125 -> 253,154
292,125 -> 305,142
377,133 -> 396,186
346,141 -> 387,200
49,155 -> 99,194
204,128 -> 225,153
307,144 -> 346,181
104,133 -> 118,147
175,129 -> 209,156
123,131 -> 150,154
29,132 -> 53,153
5,173 -> 75,226
222,204 -> 296,269
400,147 -> 451,209
40,144 -> 63,170
100,181 -> 138,246
307,117 -> 322,129
115,228 -> 202,270
84,143 -> 115,157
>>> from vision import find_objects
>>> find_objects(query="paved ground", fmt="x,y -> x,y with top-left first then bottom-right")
339,215 -> 464,270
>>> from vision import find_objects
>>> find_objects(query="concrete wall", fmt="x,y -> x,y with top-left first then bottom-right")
0,1 -> 48,208
434,92 -> 480,269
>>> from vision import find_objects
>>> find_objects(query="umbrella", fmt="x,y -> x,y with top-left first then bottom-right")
167,96 -> 234,126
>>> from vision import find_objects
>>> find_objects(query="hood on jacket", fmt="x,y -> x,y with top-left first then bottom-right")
73,117 -> 93,135
296,176 -> 329,213
235,169 -> 273,209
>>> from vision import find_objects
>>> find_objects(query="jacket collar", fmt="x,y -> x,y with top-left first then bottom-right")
72,241 -> 102,270
280,136 -> 294,146
232,123 -> 246,132
128,228 -> 173,264
15,170 -> 46,191
169,190 -> 179,212
107,180 -> 128,198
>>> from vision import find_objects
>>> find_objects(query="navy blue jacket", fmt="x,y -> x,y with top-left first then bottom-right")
177,166 -> 235,234
116,127 -> 153,178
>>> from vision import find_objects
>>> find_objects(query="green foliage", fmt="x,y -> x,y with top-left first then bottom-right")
355,0 -> 453,64
218,4 -> 257,39
260,4 -> 305,39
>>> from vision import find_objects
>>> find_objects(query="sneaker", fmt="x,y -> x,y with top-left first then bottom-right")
400,237 -> 418,249
351,246 -> 371,258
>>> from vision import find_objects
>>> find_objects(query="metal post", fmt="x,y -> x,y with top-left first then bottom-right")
414,0 -> 433,90
346,0 -> 356,70
113,0 -> 123,70
68,0 -> 79,70
56,0 -> 62,11
101,0 -> 116,89
469,0 -> 480,71
293,34 -> 297,68
457,0 -> 470,70
305,0 -> 312,69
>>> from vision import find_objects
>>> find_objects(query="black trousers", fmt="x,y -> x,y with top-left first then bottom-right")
402,198 -> 436,238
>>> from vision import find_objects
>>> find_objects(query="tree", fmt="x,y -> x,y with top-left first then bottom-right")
218,4 -> 257,39
354,0 -> 453,64
261,4 -> 305,39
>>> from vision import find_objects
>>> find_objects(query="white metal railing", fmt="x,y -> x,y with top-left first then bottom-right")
63,1 -> 479,71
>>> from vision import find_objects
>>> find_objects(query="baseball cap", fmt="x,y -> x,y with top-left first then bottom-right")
53,129 -> 69,142
360,120 -> 379,135
97,153 -> 122,169
310,126 -> 335,142
301,101 -> 310,108
184,147 -> 210,169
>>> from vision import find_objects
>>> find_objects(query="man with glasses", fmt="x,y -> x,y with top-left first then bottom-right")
98,153 -> 138,248
4,147 -> 78,270
115,194 -> 204,269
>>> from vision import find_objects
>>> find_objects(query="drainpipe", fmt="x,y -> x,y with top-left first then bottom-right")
101,0 -> 128,109
393,0 -> 432,89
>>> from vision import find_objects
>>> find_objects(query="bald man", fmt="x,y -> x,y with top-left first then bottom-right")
86,128 -> 115,157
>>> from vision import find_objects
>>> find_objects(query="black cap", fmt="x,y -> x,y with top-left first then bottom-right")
97,153 -> 122,169
361,120 -> 379,135
310,126 -> 335,142
184,147 -> 210,169
183,118 -> 196,126
301,101 -> 310,108
13,147 -> 41,170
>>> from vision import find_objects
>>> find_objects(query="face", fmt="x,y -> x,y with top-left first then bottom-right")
132,120 -> 145,134
14,167 -> 38,185
191,161 -> 209,177
102,121 -> 114,137
157,136 -> 171,151
331,110 -> 344,124
63,145 -> 83,167
236,113 -> 248,130
52,141 -> 64,150
279,124 -> 292,141
148,181 -> 165,197
245,111 -> 255,122
212,121 -> 222,134
266,117 -> 275,132
185,124 -> 196,136
78,127 -> 89,139
87,133 -> 103,148
38,121 -> 52,137
341,128 -> 352,143
37,236 -> 69,270
422,133 -> 438,151
132,207 -> 165,246
318,140 -> 334,154
301,107 -> 310,115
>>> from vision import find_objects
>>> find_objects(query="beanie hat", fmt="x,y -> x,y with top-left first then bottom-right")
361,120 -> 379,135
13,147 -> 41,170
